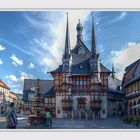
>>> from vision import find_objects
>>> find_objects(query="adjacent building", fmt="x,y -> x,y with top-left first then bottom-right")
122,59 -> 140,116
107,65 -> 124,116
0,79 -> 10,105
23,13 -> 124,119
23,79 -> 55,116
9,92 -> 18,103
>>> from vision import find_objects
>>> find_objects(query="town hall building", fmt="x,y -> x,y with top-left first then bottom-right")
23,13 -> 124,119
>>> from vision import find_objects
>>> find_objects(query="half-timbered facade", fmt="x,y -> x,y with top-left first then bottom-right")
23,13 -> 124,119
0,79 -> 10,104
50,13 -> 111,119
122,59 -> 140,116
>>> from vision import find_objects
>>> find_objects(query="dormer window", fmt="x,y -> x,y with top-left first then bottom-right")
78,47 -> 84,54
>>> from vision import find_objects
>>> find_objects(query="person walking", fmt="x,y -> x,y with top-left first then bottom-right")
6,102 -> 17,129
1,106 -> 4,116
45,108 -> 52,128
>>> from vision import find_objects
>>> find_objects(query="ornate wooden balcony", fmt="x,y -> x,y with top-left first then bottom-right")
62,104 -> 73,110
62,80 -> 73,85
61,98 -> 73,103
62,87 -> 72,92
90,99 -> 102,111
45,104 -> 55,109
77,97 -> 87,104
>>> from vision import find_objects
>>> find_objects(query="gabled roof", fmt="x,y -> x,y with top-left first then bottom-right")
108,76 -> 122,89
108,76 -> 123,95
122,59 -> 140,87
50,40 -> 111,75
100,63 -> 111,73
0,79 -> 10,90
71,40 -> 91,55
23,79 -> 55,101
125,59 -> 140,72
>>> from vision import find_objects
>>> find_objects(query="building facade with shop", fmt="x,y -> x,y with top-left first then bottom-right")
23,13 -> 124,119
122,59 -> 140,116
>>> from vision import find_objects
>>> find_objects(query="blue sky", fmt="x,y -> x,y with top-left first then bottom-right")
0,11 -> 140,93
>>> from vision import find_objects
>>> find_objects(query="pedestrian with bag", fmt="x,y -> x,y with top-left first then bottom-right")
6,102 -> 17,129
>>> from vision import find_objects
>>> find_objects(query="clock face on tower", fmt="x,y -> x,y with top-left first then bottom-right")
78,47 -> 84,54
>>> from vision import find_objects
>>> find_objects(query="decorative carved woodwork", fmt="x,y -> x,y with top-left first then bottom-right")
62,104 -> 73,110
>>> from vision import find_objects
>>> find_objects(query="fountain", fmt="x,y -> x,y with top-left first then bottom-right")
28,79 -> 46,128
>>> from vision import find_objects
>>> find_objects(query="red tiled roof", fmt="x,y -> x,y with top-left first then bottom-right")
123,59 -> 140,86
0,80 -> 10,90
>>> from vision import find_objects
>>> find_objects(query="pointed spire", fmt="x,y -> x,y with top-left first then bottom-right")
91,12 -> 97,59
112,63 -> 115,79
63,12 -> 70,60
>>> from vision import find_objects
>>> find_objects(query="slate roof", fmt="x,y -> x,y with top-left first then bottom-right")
71,41 -> 92,75
108,76 -> 121,89
22,79 -> 55,101
108,76 -> 123,95
122,59 -> 140,87
50,40 -> 111,75
50,65 -> 62,74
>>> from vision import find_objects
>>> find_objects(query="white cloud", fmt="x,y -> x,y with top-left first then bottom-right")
19,71 -> 33,81
25,11 -> 91,72
5,72 -> 34,93
10,54 -> 23,66
0,45 -> 5,51
0,59 -> 3,64
111,42 -> 140,79
0,37 -> 34,56
110,12 -> 127,24
28,62 -> 35,69
98,44 -> 104,53
119,12 -> 127,19
5,75 -> 18,82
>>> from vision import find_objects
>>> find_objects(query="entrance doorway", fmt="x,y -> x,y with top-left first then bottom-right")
81,110 -> 86,119
63,111 -> 71,119
94,110 -> 100,118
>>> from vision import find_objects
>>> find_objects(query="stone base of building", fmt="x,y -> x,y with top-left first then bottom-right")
55,95 -> 107,119
55,110 -> 107,119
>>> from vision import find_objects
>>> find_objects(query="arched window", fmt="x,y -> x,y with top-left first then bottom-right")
78,47 -> 84,54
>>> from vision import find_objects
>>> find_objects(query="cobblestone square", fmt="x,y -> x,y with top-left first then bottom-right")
0,114 -> 140,129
